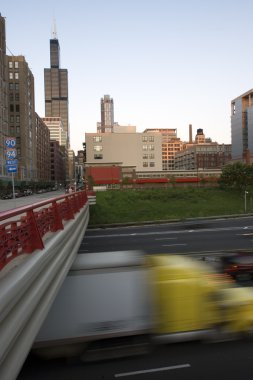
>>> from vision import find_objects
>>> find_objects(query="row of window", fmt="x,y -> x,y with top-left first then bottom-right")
10,104 -> 19,112
143,145 -> 154,151
9,61 -> 19,69
9,93 -> 19,101
143,154 -> 155,159
142,136 -> 154,142
9,72 -> 19,80
10,115 -> 20,123
9,83 -> 19,90
143,162 -> 155,167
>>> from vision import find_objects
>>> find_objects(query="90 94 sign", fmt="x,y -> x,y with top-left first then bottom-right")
5,137 -> 16,148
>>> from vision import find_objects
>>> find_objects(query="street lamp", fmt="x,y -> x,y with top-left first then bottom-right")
245,191 -> 249,213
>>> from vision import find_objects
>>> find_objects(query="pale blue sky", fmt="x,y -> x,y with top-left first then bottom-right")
1,0 -> 253,153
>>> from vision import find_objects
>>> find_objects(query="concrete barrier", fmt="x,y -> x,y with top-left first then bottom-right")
0,203 -> 89,380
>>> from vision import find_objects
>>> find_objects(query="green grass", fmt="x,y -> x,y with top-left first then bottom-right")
89,187 -> 253,226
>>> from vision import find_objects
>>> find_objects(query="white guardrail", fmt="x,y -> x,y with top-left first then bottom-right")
0,203 -> 89,380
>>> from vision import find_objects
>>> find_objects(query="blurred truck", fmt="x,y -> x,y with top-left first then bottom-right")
33,251 -> 253,360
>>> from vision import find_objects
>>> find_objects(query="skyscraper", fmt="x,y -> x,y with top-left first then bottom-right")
44,30 -> 69,147
97,95 -> 114,133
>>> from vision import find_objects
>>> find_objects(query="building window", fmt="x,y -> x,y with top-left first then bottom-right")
149,162 -> 155,167
9,93 -> 14,101
9,61 -> 13,69
143,162 -> 148,167
15,83 -> 19,90
10,116 -> 14,123
143,154 -> 148,159
16,116 -> 20,123
14,61 -> 19,69
94,145 -> 103,151
149,153 -> 155,159
93,136 -> 102,142
9,72 -> 13,79
10,126 -> 14,135
142,136 -> 148,142
15,93 -> 19,101
16,105 -> 20,112
9,83 -> 14,90
94,154 -> 103,159
10,104 -> 14,112
143,145 -> 148,150
14,72 -> 19,80
149,136 -> 154,142
149,144 -> 154,150
16,126 -> 20,134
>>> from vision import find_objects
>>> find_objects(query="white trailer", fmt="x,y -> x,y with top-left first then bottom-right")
34,251 -> 152,359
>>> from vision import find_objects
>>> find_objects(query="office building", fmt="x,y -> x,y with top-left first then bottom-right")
35,113 -> 51,181
44,33 -> 69,147
85,132 -> 162,171
7,55 -> 37,181
231,89 -> 253,161
42,116 -> 67,146
144,128 -> 183,170
0,14 -> 9,180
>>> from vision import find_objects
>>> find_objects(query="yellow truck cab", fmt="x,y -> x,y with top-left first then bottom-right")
148,254 -> 253,342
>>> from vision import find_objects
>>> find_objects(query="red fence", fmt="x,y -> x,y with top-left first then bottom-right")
0,191 -> 88,270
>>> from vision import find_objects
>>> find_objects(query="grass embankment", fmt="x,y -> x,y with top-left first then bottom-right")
89,188 -> 252,226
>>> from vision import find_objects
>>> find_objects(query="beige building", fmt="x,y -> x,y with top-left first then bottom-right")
35,113 -> 51,182
42,117 -> 67,146
85,132 -> 163,171
7,55 -> 37,181
144,128 -> 183,170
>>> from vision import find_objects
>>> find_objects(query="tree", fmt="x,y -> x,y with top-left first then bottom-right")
219,162 -> 253,191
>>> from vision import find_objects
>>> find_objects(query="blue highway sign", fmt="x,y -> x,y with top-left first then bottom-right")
7,165 -> 17,173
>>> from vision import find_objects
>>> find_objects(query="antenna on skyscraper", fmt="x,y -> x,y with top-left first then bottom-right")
51,17 -> 57,39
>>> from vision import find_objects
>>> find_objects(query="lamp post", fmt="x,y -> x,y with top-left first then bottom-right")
245,190 -> 249,213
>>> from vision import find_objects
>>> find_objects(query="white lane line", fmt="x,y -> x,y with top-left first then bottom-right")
155,237 -> 177,241
162,243 -> 187,247
114,363 -> 191,378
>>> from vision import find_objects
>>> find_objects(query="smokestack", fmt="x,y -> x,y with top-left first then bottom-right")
189,124 -> 192,143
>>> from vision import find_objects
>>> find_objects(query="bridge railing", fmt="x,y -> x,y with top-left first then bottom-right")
0,191 -> 88,270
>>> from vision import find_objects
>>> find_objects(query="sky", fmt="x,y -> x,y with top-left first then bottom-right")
1,0 -> 253,154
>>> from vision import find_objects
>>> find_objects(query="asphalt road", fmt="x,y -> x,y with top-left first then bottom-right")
81,216 -> 253,257
17,215 -> 253,380
19,339 -> 253,379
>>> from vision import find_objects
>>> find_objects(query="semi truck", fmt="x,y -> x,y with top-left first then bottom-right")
33,250 -> 253,360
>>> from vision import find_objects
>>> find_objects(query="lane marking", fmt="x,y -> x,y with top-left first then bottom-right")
114,363 -> 191,378
162,243 -> 187,247
155,237 -> 177,241
77,249 -> 89,252
86,226 -> 253,239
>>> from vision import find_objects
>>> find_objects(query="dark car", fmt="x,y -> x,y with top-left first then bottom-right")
221,252 -> 253,281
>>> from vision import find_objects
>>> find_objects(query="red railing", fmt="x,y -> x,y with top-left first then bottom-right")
0,191 -> 88,270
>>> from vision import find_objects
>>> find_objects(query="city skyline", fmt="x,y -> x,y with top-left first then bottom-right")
1,0 -> 253,154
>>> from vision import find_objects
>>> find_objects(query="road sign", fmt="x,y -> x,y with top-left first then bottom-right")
6,159 -> 18,165
5,149 -> 17,159
5,137 -> 16,148
6,165 -> 17,173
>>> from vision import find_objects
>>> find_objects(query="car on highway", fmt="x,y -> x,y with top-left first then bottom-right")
221,252 -> 253,281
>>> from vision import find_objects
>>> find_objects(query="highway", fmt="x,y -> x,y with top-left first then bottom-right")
17,214 -> 253,379
18,340 -> 253,380
82,216 -> 253,257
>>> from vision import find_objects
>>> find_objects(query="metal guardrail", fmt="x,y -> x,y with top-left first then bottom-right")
0,191 -> 87,270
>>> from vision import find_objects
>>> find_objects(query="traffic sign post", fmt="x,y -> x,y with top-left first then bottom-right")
5,137 -> 17,200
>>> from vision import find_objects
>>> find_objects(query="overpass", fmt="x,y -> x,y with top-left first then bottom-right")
0,191 -> 91,380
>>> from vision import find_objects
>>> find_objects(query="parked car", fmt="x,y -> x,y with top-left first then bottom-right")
221,252 -> 253,281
